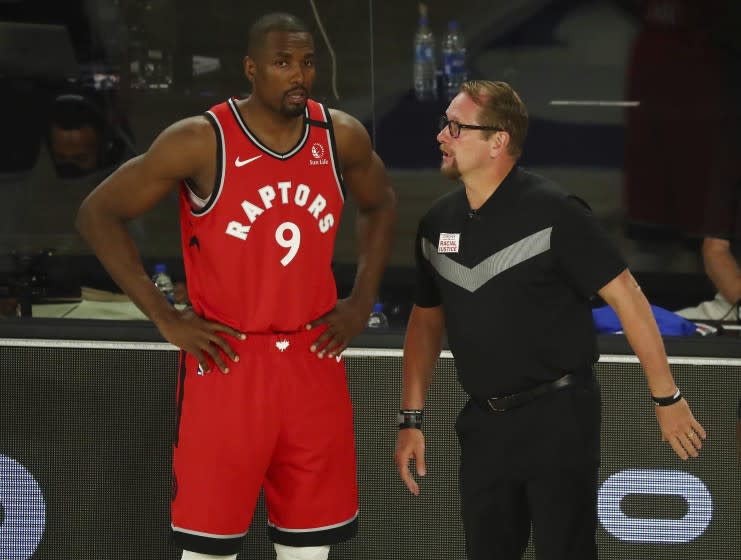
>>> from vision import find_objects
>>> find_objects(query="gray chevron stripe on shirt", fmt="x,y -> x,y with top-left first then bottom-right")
421,227 -> 552,293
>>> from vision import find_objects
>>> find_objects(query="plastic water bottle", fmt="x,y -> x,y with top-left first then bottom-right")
152,263 -> 175,304
442,20 -> 467,101
413,3 -> 437,101
367,302 -> 389,329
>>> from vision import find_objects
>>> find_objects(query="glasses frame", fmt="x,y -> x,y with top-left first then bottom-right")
439,116 -> 503,138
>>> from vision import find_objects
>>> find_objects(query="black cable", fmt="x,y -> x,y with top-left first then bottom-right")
717,298 -> 740,322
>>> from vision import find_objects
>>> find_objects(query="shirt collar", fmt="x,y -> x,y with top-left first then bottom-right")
469,165 -> 522,216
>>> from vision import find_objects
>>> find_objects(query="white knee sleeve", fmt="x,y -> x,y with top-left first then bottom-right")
274,543 -> 330,560
181,551 -> 238,560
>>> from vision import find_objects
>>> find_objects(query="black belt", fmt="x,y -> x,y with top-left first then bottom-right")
475,373 -> 582,413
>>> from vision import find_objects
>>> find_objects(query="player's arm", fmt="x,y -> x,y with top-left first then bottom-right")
702,236 -> 741,306
598,269 -> 706,460
395,304 -> 445,495
306,110 -> 396,355
333,109 -> 396,313
77,117 -> 210,324
76,117 -> 243,371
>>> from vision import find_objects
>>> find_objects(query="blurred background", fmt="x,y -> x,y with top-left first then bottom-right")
1,0 -> 739,323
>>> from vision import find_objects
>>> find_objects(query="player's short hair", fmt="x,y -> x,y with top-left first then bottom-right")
247,13 -> 311,57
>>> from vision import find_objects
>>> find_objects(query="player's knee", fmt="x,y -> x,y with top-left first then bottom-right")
181,551 -> 238,560
274,543 -> 330,560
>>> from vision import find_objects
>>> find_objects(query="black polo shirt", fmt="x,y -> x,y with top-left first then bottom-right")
414,166 -> 626,399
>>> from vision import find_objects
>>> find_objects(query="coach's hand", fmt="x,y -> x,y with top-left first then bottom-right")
156,308 -> 245,374
395,428 -> 426,495
305,297 -> 370,358
655,398 -> 706,460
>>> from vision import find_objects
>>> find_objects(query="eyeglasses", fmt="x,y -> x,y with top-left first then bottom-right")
439,116 -> 503,139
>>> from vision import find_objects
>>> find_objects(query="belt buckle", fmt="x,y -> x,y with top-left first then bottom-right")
486,397 -> 508,413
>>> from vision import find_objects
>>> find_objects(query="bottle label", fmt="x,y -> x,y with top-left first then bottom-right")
367,313 -> 388,328
443,52 -> 466,77
415,44 -> 434,63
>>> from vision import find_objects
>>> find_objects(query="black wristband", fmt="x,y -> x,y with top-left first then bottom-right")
651,388 -> 682,406
398,409 -> 423,429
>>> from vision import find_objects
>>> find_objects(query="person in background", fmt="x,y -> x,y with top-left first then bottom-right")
47,93 -> 104,178
623,0 -> 728,269
676,145 -> 740,322
77,12 -> 395,560
46,93 -> 132,179
394,80 -> 705,560
674,237 -> 740,322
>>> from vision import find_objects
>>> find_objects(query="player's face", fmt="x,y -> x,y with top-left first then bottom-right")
437,93 -> 492,180
49,124 -> 100,176
246,31 -> 316,118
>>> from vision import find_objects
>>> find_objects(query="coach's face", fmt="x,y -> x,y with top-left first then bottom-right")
244,31 -> 316,118
437,93 -> 494,180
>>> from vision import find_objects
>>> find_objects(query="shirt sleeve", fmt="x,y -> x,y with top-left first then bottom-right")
413,217 -> 442,307
551,195 -> 627,299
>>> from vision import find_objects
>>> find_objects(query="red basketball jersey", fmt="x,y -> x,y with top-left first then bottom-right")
179,98 -> 345,332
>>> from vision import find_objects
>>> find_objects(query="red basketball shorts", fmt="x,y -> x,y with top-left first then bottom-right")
170,329 -> 358,555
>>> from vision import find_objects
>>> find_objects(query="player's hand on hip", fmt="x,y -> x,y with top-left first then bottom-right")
157,308 -> 245,374
305,297 -> 369,358
394,428 -> 426,495
655,398 -> 706,460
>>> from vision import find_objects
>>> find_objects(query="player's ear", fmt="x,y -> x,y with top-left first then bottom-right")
244,56 -> 256,83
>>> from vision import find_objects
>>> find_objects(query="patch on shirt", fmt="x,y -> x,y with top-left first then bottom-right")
438,233 -> 460,253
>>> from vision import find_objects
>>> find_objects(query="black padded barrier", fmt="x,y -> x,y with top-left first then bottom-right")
0,340 -> 739,559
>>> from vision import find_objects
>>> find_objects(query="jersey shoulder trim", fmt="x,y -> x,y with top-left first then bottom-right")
189,111 -> 224,216
314,102 -> 346,200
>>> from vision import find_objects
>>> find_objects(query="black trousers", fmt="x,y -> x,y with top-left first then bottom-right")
456,378 -> 601,560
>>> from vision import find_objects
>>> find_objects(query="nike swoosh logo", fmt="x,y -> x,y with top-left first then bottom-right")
234,155 -> 262,167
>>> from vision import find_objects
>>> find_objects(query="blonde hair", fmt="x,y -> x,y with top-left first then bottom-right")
459,80 -> 528,158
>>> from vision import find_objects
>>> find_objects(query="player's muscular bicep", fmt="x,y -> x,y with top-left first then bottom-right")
344,151 -> 391,209
332,110 -> 393,209
87,117 -> 215,219
137,116 -> 216,200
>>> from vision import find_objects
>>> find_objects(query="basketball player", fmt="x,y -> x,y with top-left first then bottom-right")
76,13 -> 395,560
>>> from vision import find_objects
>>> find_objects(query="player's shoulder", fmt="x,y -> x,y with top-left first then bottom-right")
327,108 -> 367,140
141,115 -> 216,174
163,114 -> 214,141
326,107 -> 372,164
149,115 -> 214,155
326,107 -> 359,128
